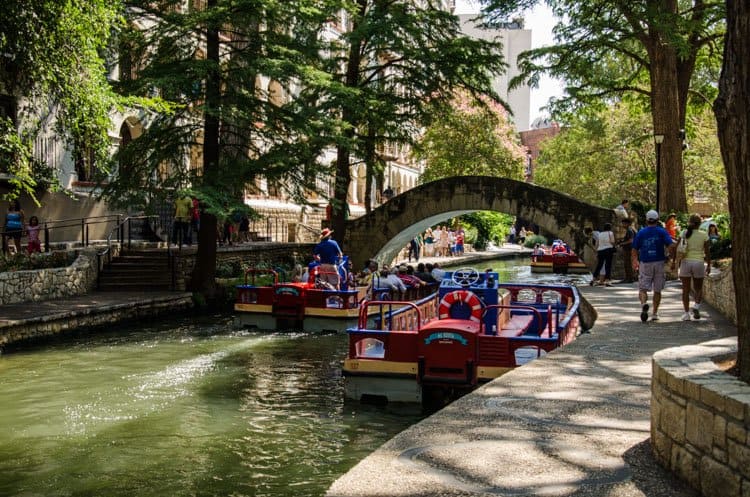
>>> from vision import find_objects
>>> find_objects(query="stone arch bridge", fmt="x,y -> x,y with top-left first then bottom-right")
342,176 -> 621,271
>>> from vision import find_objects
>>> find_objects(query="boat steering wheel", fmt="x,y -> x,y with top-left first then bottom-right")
451,267 -> 480,287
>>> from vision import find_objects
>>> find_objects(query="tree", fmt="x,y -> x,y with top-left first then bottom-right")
480,0 -> 725,213
0,0 -> 121,200
714,0 -> 749,381
533,102 -> 726,211
108,0 -> 336,296
416,91 -> 526,183
307,0 -> 507,241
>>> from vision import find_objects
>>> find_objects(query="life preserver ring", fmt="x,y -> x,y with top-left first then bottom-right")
439,290 -> 483,322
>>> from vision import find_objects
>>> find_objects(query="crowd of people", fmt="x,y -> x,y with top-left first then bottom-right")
592,198 -> 718,324
403,225 -> 465,262
295,226 -> 450,300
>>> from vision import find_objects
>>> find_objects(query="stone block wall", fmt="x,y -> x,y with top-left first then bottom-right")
0,249 -> 102,305
702,261 -> 737,325
652,337 -> 748,497
172,243 -> 315,290
249,205 -> 326,243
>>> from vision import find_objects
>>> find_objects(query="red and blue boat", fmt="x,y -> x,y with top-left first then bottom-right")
342,268 -> 581,403
234,265 -> 435,332
530,240 -> 589,274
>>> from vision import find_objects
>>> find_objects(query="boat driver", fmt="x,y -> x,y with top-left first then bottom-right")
313,228 -> 343,289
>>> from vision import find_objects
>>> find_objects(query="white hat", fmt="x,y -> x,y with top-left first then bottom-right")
646,210 -> 659,221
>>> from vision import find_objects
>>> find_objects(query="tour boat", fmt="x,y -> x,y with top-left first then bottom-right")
234,266 -> 435,333
530,241 -> 589,274
342,268 -> 581,403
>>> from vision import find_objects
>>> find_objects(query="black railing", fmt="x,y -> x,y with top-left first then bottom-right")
1,214 -> 123,255
96,215 -> 168,289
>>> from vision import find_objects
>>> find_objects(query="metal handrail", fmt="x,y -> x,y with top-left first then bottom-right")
1,214 -> 123,254
96,215 -> 162,289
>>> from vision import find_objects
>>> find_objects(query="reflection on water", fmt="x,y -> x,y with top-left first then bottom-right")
0,318 -> 422,497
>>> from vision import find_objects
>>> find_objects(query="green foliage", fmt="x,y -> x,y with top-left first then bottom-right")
524,234 -> 547,248
416,92 -> 526,182
0,251 -> 74,272
534,102 -> 727,211
459,211 -> 514,248
106,0 -> 337,213
0,0 -> 123,197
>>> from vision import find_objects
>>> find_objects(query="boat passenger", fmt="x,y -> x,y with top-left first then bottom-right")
313,228 -> 342,289
397,264 -> 427,288
369,268 -> 406,299
431,262 -> 446,282
415,263 -> 436,283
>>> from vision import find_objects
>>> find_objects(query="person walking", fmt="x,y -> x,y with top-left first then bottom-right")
617,218 -> 636,283
673,214 -> 711,321
592,223 -> 615,286
631,210 -> 676,322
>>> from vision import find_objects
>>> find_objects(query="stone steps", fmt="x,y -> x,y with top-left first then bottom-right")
98,249 -> 174,291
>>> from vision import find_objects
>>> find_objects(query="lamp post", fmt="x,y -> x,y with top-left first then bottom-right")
654,134 -> 665,211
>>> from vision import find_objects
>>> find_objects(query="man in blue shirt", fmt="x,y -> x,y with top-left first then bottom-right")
313,228 -> 343,289
631,210 -> 675,322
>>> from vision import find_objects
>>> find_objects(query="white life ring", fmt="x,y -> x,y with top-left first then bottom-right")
438,290 -> 483,322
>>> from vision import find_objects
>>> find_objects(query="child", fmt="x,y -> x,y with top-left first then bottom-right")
26,216 -> 41,254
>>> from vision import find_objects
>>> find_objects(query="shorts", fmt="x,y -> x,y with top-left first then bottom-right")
638,260 -> 666,292
679,260 -> 706,279
5,227 -> 21,240
317,263 -> 340,288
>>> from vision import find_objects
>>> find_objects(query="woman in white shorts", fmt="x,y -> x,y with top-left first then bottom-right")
673,214 -> 711,321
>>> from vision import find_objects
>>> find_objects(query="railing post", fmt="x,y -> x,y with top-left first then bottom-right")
81,218 -> 85,247
127,217 -> 132,249
44,223 -> 50,252
85,224 -> 89,247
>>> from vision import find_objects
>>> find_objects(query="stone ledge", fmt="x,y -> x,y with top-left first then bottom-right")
652,337 -> 746,497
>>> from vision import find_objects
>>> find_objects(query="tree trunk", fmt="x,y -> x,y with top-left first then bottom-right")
191,0 -> 220,298
331,0 -> 367,244
647,10 -> 688,214
714,0 -> 749,381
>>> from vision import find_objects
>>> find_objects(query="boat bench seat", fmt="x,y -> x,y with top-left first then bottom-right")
497,314 -> 534,337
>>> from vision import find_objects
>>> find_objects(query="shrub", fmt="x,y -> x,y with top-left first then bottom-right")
524,234 -> 548,248
0,251 -> 73,272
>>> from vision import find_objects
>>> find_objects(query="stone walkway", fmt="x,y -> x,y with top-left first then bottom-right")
326,280 -> 735,497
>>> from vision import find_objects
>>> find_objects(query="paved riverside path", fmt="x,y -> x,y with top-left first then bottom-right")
0,291 -> 193,349
327,281 -> 736,497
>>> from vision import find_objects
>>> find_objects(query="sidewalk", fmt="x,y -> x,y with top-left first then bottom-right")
0,291 -> 193,349
327,281 -> 735,497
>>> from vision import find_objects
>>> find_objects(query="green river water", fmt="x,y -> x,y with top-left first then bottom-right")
0,256 -> 589,497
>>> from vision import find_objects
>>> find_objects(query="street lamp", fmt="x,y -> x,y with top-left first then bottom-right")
654,134 -> 665,212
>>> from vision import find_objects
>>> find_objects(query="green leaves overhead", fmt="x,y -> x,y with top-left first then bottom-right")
0,0 -> 122,197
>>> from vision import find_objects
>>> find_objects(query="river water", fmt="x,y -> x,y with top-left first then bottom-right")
0,255 -> 588,497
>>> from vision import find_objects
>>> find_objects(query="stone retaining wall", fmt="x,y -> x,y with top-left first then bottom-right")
702,261 -> 737,325
0,249 -> 102,305
172,243 -> 315,291
651,337 -> 748,497
0,295 -> 193,348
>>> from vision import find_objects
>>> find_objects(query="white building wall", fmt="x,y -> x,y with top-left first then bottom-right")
457,15 -> 531,131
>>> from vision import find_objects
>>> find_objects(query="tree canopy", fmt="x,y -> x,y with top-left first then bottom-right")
0,0 -> 121,201
416,91 -> 526,183
534,101 -> 726,212
479,0 -> 725,213
315,0 -> 509,239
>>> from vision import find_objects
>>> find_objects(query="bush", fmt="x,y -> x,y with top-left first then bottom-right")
0,251 -> 73,272
524,234 -> 548,248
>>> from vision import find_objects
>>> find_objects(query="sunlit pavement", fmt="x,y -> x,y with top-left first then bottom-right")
327,281 -> 732,497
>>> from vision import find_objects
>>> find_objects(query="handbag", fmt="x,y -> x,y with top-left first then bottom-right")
676,230 -> 688,255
